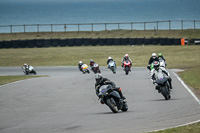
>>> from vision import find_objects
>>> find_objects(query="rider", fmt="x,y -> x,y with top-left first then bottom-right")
22,63 -> 29,69
150,61 -> 173,91
147,53 -> 159,70
107,56 -> 116,68
78,61 -> 84,72
158,53 -> 167,66
95,74 -> 126,103
121,54 -> 132,69
158,53 -> 166,61
89,59 -> 95,70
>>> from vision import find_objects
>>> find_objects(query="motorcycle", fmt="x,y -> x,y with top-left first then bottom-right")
123,60 -> 131,75
98,85 -> 128,113
154,70 -> 171,100
22,65 -> 37,75
92,63 -> 101,74
108,61 -> 117,74
81,64 -> 90,74
159,58 -> 166,68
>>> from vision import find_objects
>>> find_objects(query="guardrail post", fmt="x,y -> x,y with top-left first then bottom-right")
91,24 -> 93,32
37,24 -> 39,33
10,25 -> 12,33
51,24 -> 53,33
181,20 -> 183,31
131,22 -> 133,30
24,25 -> 26,33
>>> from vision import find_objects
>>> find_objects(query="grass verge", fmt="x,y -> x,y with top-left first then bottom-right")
0,75 -> 44,86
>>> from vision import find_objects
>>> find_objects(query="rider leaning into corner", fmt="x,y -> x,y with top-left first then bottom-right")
121,54 -> 132,69
95,74 -> 126,104
150,61 -> 173,91
147,53 -> 159,70
78,61 -> 83,72
22,63 -> 30,69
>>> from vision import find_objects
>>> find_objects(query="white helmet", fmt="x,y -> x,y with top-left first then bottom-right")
152,53 -> 156,57
79,61 -> 83,64
108,56 -> 112,59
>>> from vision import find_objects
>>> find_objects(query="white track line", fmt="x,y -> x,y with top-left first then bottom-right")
173,72 -> 200,105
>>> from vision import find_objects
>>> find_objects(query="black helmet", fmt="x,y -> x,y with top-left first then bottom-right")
95,73 -> 103,83
153,61 -> 160,70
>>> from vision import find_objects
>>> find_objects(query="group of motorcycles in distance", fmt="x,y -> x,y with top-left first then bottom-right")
78,59 -> 131,75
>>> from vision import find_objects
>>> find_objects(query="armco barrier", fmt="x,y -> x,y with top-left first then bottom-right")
60,39 -> 68,47
2,38 -> 200,49
113,38 -> 121,45
167,38 -> 174,45
11,40 -> 20,48
36,39 -> 44,48
106,38 -> 114,46
43,39 -> 51,47
160,38 -> 168,45
4,41 -> 12,48
75,38 -> 83,46
27,40 -> 36,48
0,41 -> 4,48
129,38 -> 136,45
174,38 -> 181,45
144,38 -> 152,45
52,39 -> 59,47
83,38 -> 91,46
68,39 -> 75,46
152,38 -> 160,45
136,38 -> 144,45
121,38 -> 129,45
99,38 -> 106,46
19,40 -> 27,48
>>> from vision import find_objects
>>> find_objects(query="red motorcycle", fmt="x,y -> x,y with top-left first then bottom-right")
123,61 -> 131,75
93,63 -> 101,74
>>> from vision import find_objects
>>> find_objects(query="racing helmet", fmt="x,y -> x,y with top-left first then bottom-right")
125,54 -> 129,59
108,56 -> 112,60
153,61 -> 160,70
95,73 -> 103,83
90,59 -> 93,63
24,63 -> 27,67
158,53 -> 162,57
79,61 -> 83,64
152,53 -> 156,59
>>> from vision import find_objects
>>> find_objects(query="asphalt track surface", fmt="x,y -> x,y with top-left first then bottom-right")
0,66 -> 200,133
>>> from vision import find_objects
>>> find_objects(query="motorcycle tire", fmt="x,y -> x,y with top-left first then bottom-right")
121,101 -> 128,112
106,98 -> 118,113
161,86 -> 170,100
125,66 -> 129,75
33,70 -> 37,75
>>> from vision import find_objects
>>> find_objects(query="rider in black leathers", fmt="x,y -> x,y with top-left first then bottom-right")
95,74 -> 126,103
78,61 -> 83,72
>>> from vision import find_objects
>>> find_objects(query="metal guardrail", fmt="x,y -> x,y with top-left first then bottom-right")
0,20 -> 200,33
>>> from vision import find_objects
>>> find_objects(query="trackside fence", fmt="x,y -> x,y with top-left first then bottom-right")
0,20 -> 200,33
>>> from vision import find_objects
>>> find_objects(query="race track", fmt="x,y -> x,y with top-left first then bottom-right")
0,66 -> 200,133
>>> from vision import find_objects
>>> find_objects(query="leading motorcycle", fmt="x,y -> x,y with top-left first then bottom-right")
98,85 -> 128,113
22,65 -> 37,75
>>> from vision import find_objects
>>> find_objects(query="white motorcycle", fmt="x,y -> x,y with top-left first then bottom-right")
81,64 -> 90,74
108,61 -> 117,74
22,65 -> 37,75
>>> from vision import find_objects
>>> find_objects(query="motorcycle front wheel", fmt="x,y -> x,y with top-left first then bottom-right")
161,86 -> 170,100
106,98 -> 118,113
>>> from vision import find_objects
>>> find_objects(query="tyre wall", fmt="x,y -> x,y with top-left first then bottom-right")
0,38 -> 199,48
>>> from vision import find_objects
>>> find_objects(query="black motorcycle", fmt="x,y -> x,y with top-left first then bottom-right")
154,71 -> 171,100
98,85 -> 128,113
